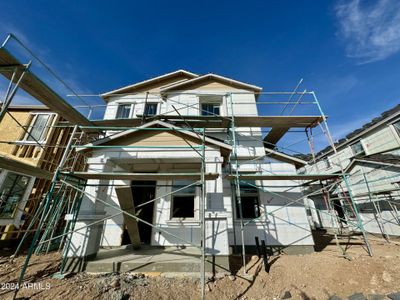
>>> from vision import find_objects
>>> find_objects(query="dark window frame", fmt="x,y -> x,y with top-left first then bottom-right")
116,104 -> 132,119
201,103 -> 220,116
323,157 -> 331,169
393,120 -> 400,135
144,103 -> 158,116
171,180 -> 196,219
350,141 -> 365,156
235,181 -> 261,219
0,172 -> 30,218
22,113 -> 52,142
171,196 -> 195,218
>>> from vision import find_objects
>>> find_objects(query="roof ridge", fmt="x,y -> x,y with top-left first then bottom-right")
316,102 -> 400,159
160,73 -> 262,93
101,69 -> 199,98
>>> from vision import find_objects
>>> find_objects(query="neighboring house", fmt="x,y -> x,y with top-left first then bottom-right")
0,44 -> 96,249
302,104 -> 400,237
0,105 -> 77,243
66,70 -> 316,272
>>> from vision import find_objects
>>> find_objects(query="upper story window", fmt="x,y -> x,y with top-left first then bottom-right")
350,141 -> 365,156
323,157 -> 331,169
236,180 -> 260,219
393,120 -> 400,134
23,113 -> 51,142
171,180 -> 196,219
0,172 -> 30,218
199,95 -> 222,116
116,104 -> 131,119
144,103 -> 158,116
201,103 -> 220,116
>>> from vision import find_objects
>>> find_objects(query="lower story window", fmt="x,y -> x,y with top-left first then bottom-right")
236,181 -> 260,219
172,196 -> 195,218
0,172 -> 30,218
341,193 -> 357,220
171,180 -> 195,218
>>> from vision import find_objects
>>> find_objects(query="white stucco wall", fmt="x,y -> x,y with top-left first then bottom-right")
67,86 -> 315,258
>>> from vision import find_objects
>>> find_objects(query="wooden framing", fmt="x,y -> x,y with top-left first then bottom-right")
0,154 -> 52,180
0,109 -> 89,241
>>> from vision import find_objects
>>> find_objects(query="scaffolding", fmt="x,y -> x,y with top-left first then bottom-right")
0,33 -> 399,300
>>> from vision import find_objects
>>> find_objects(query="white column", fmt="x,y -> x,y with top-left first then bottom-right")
205,156 -> 229,255
66,159 -> 113,258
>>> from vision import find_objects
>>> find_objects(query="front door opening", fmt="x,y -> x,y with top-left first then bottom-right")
332,199 -> 347,225
130,180 -> 156,245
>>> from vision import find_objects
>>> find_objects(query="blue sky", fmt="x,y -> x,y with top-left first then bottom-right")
1,0 -> 400,145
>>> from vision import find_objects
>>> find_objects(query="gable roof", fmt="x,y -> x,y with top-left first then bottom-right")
76,120 -> 232,156
316,104 -> 400,160
101,70 -> 198,99
160,73 -> 262,94
345,154 -> 400,173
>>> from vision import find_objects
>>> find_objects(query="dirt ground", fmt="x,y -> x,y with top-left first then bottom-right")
1,232 -> 400,300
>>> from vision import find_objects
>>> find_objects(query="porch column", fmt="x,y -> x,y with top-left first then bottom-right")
205,156 -> 229,256
66,157 -> 113,259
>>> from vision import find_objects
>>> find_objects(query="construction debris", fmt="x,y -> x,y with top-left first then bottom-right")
0,235 -> 399,299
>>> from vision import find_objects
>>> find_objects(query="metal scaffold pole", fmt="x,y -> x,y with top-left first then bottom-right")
342,175 -> 373,256
228,92 -> 247,274
59,178 -> 86,274
0,62 -> 32,123
312,91 -> 373,256
321,184 -> 345,255
200,127 -> 206,300
363,173 -> 390,243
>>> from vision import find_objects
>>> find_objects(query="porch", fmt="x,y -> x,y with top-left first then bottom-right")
67,245 -> 231,275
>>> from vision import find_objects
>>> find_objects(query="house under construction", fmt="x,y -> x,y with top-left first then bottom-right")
0,104 -> 85,245
1,34 -> 398,299
64,69 -> 322,272
303,104 -> 400,240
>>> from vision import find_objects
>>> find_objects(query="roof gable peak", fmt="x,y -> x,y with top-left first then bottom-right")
160,73 -> 262,93
101,70 -> 198,99
76,120 -> 232,155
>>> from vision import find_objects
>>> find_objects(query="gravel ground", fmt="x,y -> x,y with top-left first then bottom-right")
0,233 -> 399,300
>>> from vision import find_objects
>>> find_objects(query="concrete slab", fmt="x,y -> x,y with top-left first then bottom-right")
84,245 -> 230,274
